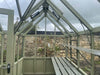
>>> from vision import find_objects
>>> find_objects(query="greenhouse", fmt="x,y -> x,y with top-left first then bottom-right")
0,0 -> 100,75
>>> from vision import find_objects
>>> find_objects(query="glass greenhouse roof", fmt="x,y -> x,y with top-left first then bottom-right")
0,0 -> 100,32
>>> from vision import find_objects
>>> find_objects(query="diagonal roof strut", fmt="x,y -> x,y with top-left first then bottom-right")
48,10 -> 71,36
47,0 -> 79,35
47,15 -> 69,37
15,0 -> 44,33
60,0 -> 93,32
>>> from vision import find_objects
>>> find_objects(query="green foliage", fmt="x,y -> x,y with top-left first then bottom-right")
3,50 -> 6,56
82,67 -> 90,72
55,46 -> 60,51
47,47 -> 51,51
95,61 -> 100,64
46,36 -> 49,40
38,48 -> 43,52
15,55 -> 17,62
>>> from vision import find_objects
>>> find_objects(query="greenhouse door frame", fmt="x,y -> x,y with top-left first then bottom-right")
0,8 -> 14,75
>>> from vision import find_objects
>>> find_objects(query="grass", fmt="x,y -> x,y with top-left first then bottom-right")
82,67 -> 90,72
95,61 -> 100,65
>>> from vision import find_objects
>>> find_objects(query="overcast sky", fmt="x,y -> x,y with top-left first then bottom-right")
0,0 -> 100,31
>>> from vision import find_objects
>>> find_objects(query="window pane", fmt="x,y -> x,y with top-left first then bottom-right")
51,0 -> 100,28
0,14 -> 8,30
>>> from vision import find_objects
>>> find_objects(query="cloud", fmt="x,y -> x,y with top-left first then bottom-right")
0,0 -> 3,2
0,0 -> 100,30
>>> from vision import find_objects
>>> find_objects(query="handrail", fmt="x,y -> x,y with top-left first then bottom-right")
66,45 -> 100,56
14,57 -> 23,64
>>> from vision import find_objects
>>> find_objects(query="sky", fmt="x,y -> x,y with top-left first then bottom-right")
0,0 -> 100,31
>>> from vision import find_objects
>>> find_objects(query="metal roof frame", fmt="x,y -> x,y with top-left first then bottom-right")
47,0 -> 79,35
48,11 -> 71,36
24,15 -> 45,35
47,15 -> 69,37
60,0 -> 93,32
13,0 -> 100,37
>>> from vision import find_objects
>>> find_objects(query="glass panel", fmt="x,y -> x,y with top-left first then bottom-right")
46,18 -> 55,31
59,19 -> 74,32
67,0 -> 100,28
55,36 -> 66,57
37,18 -> 45,31
50,0 -> 87,32
36,36 -> 45,57
56,27 -> 60,31
0,0 -> 13,9
0,0 -> 42,22
0,0 -> 18,23
72,23 -> 87,32
33,13 -> 44,23
19,0 -> 31,15
45,36 -> 55,57
51,0 -> 100,29
1,0 -> 100,28
32,0 -> 41,7
25,36 -> 36,57
19,0 -> 42,16
48,14 -> 65,32
0,14 -> 8,30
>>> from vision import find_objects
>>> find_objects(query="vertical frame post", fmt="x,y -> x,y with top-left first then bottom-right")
70,36 -> 72,59
23,36 -> 25,57
35,25 -> 37,57
13,35 -> 16,62
54,26 -> 56,56
45,17 -> 47,57
6,9 -> 14,75
22,36 -> 25,57
16,36 -> 20,75
17,36 -> 20,60
90,33 -> 94,75
76,35 -> 80,68
1,34 -> 4,75
65,37 -> 68,57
